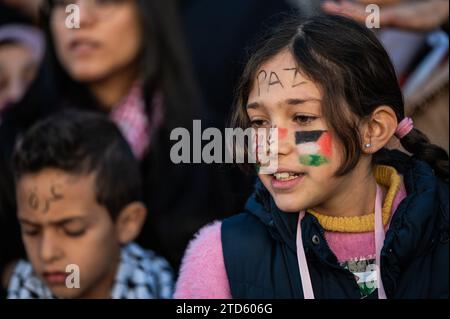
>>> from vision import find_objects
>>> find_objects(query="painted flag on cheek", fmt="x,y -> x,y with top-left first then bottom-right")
295,130 -> 332,167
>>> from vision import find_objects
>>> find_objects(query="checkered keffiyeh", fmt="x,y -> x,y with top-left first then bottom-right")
110,84 -> 164,160
7,243 -> 174,299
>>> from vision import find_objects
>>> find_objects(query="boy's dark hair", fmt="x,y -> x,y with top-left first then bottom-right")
13,110 -> 143,220
231,14 -> 449,182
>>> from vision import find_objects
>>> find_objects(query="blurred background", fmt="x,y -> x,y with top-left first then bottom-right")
0,0 -> 448,298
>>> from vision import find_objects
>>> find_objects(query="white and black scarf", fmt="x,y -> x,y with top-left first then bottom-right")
7,243 -> 174,299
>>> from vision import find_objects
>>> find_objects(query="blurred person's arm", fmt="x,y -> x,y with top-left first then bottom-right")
322,0 -> 449,32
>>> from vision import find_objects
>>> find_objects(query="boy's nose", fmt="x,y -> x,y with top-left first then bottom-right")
40,232 -> 63,263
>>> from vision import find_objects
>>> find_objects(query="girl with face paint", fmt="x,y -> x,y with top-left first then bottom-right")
175,14 -> 449,299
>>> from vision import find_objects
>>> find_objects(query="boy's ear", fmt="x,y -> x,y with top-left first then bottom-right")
114,202 -> 147,245
361,106 -> 398,153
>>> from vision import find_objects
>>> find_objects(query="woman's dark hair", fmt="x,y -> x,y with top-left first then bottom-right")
13,110 -> 142,221
231,14 -> 449,182
40,0 -> 201,130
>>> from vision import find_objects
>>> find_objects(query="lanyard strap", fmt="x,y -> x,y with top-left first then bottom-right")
296,184 -> 387,299
374,184 -> 387,299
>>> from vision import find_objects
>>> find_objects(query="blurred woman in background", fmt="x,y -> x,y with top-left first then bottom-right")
0,0 -> 234,287
0,24 -> 44,119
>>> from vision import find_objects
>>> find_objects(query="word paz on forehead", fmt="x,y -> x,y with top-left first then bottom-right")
257,68 -> 306,96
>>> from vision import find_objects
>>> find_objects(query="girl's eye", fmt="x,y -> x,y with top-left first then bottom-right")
250,119 -> 270,128
95,0 -> 126,4
294,115 -> 317,126
52,0 -> 124,7
52,0 -> 74,7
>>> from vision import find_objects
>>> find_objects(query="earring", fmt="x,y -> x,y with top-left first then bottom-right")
364,143 -> 371,148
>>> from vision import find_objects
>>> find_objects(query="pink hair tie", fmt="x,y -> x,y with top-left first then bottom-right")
395,117 -> 414,139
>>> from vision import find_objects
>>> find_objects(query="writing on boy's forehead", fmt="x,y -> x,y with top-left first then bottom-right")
28,188 -> 39,211
27,183 -> 64,214
256,67 -> 307,96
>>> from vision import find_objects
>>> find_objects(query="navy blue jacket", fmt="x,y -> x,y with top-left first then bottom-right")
222,150 -> 449,298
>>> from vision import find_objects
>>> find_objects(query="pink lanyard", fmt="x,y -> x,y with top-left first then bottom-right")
296,184 -> 387,299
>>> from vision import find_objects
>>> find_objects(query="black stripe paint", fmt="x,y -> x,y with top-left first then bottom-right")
295,130 -> 325,144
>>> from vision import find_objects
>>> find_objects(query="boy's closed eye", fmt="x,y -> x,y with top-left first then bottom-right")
19,218 -> 88,237
21,223 -> 41,236
62,224 -> 87,237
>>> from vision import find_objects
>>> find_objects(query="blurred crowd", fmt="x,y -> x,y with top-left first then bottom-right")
0,0 -> 448,299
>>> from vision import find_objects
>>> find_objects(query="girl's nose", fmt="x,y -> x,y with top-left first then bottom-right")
78,0 -> 97,28
276,126 -> 295,156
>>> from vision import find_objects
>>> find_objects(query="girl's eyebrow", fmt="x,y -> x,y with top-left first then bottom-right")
285,98 -> 321,105
246,98 -> 321,110
246,102 -> 260,110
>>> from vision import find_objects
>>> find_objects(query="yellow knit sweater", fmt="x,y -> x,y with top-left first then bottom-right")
308,165 -> 402,233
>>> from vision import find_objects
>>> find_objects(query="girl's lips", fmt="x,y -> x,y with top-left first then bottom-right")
69,39 -> 101,57
43,272 -> 68,285
270,174 -> 305,191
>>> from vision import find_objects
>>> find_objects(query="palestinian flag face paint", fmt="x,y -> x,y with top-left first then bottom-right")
295,130 -> 332,167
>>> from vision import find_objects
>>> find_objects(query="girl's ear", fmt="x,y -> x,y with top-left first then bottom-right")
361,106 -> 398,154
114,202 -> 147,244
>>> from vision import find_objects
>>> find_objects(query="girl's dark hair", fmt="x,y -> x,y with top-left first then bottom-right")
231,14 -> 449,182
40,0 -> 201,130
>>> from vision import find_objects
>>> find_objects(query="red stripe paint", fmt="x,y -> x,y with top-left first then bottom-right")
278,127 -> 288,140
317,131 -> 332,157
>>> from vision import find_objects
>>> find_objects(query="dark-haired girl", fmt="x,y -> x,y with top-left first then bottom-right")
175,14 -> 449,299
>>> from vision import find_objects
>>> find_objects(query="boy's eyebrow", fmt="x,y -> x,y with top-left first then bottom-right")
18,218 -> 40,226
18,217 -> 85,227
51,217 -> 85,226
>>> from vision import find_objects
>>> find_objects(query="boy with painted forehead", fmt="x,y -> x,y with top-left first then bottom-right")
5,110 -> 173,299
